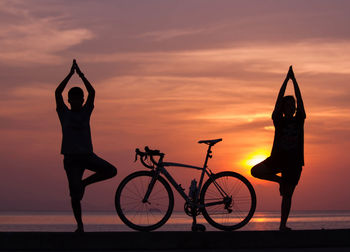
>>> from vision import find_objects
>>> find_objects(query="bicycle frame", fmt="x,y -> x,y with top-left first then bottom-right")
143,144 -> 229,209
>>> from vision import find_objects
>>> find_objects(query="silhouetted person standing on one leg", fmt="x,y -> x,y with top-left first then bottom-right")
55,60 -> 117,232
251,66 -> 306,231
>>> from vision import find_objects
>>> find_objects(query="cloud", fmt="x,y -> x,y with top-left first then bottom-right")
0,0 -> 94,65
80,39 -> 350,78
138,27 -> 209,41
137,21 -> 230,42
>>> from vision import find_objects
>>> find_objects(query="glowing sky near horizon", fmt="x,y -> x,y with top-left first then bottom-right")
1,0 -> 350,212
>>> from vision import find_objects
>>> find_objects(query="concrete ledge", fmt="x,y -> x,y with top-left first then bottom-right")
1,229 -> 350,250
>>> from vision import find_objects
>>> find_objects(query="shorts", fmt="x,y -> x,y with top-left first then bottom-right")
63,153 -> 117,200
261,156 -> 302,186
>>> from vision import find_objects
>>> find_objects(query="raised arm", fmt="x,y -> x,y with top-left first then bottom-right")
289,66 -> 306,118
74,61 -> 95,106
55,60 -> 75,109
272,67 -> 290,119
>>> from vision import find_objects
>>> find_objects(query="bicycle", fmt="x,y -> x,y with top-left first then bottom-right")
115,138 -> 256,231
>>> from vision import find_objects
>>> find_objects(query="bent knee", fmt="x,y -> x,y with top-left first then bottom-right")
250,167 -> 256,178
250,165 -> 259,177
110,166 -> 117,178
250,163 -> 266,178
100,166 -> 117,179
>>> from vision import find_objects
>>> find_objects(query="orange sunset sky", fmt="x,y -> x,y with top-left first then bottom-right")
1,0 -> 350,212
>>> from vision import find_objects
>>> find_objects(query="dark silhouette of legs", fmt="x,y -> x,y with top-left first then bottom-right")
280,195 -> 292,231
251,160 -> 299,230
279,182 -> 296,231
71,198 -> 84,232
82,165 -> 117,187
64,156 -> 85,231
64,154 -> 117,232
251,162 -> 282,184
82,154 -> 117,193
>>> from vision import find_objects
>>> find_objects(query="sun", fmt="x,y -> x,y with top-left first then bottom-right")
241,149 -> 270,168
245,154 -> 268,167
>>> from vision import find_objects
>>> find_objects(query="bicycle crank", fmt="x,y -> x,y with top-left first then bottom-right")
184,202 -> 201,217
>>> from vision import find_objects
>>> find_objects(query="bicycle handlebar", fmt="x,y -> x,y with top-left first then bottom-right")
135,146 -> 164,168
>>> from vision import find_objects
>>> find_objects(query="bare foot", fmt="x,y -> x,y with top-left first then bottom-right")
75,223 -> 84,233
279,226 -> 292,231
75,227 -> 84,233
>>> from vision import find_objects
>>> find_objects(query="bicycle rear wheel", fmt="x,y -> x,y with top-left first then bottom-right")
200,171 -> 256,231
115,170 -> 174,231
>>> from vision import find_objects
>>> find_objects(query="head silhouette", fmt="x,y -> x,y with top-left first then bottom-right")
282,96 -> 296,118
68,87 -> 84,110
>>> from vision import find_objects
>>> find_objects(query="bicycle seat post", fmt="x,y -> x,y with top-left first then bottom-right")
204,144 -> 213,167
193,144 -> 213,206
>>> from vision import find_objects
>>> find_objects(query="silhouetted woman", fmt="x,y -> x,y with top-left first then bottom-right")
251,66 -> 306,231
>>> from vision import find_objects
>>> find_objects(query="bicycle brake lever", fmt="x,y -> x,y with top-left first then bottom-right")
135,148 -> 141,162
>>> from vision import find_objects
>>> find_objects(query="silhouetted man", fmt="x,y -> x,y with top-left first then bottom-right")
251,66 -> 306,231
55,60 -> 117,232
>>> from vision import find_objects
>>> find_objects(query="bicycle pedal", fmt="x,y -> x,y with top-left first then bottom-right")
191,224 -> 206,232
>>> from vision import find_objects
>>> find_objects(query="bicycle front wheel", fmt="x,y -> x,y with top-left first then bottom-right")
200,171 -> 256,231
115,171 -> 174,231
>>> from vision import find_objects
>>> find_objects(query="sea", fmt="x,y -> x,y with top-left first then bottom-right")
1,210 -> 350,232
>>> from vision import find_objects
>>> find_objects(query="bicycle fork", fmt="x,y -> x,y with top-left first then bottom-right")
142,170 -> 161,204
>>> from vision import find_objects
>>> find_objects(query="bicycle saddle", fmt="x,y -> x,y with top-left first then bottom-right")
198,138 -> 222,145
